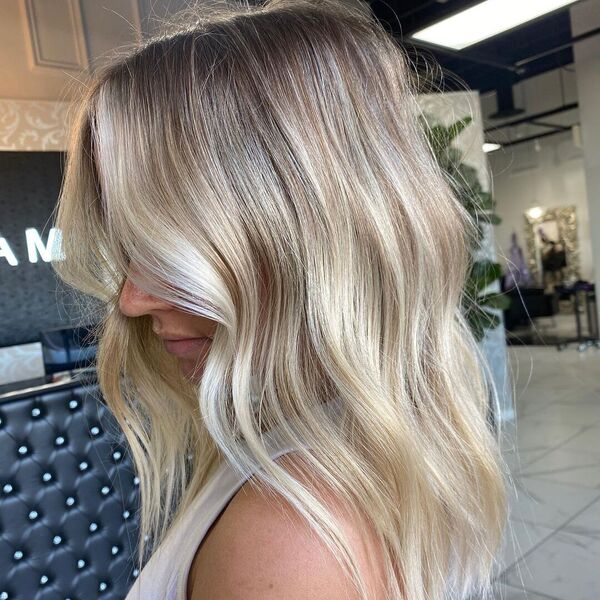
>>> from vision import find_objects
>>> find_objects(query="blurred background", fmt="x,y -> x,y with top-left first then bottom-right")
1,1 -> 599,598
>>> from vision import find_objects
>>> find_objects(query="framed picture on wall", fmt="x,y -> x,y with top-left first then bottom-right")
524,205 -> 580,291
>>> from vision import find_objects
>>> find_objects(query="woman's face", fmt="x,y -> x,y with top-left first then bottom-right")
118,268 -> 218,384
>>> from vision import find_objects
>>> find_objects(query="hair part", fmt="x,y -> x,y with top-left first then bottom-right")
52,0 -> 510,598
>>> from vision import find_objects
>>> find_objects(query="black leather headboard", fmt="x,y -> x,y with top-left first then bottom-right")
0,372 -> 143,599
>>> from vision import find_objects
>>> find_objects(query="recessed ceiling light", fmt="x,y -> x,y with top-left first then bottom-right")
483,142 -> 502,153
527,206 -> 544,220
411,0 -> 580,50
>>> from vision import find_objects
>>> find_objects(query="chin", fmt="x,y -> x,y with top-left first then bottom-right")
181,360 -> 205,384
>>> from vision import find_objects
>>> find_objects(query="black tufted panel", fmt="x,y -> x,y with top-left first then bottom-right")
0,372 -> 145,600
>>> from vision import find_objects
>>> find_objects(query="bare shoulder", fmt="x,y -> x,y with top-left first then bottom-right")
187,452 -> 387,600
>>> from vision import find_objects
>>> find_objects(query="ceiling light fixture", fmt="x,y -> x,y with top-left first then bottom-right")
527,207 -> 544,220
411,0 -> 580,50
483,142 -> 502,153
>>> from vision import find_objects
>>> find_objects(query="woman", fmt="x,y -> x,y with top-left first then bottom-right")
52,0 -> 509,598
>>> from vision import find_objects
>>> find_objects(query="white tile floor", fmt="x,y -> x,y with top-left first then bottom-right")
492,345 -> 600,600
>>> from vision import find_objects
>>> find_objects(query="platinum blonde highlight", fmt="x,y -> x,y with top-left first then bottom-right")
52,0 -> 510,597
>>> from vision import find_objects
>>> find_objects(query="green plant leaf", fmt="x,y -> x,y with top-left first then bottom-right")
484,213 -> 502,226
422,116 -> 473,156
470,260 -> 503,292
424,115 -> 506,341
446,116 -> 473,142
476,192 -> 495,212
467,307 -> 502,340
479,292 -> 512,310
481,310 -> 501,330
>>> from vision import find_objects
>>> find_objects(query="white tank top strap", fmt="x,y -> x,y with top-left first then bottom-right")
124,397 -> 343,600
173,438 -> 310,600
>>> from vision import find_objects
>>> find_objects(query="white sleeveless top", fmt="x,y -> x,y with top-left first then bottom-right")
124,398 -> 342,600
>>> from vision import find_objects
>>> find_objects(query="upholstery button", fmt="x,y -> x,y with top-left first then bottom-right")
40,574 -> 49,585
77,559 -> 86,569
65,496 -> 76,508
122,510 -> 130,520
111,545 -> 119,555
133,568 -> 139,577
98,581 -> 108,592
68,399 -> 79,410
100,485 -> 110,496
28,509 -> 39,521
0,592 -> 8,599
90,426 -> 101,436
31,407 -> 41,418
78,461 -> 89,471
2,483 -> 13,494
53,535 -> 62,545
13,550 -> 24,561
42,472 -> 53,483
88,521 -> 99,533
17,445 -> 29,456
55,435 -> 66,447
112,450 -> 122,461
133,476 -> 140,486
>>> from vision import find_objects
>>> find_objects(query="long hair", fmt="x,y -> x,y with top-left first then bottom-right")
52,0 -> 509,597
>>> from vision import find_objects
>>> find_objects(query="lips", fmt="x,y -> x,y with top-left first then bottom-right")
162,337 -> 212,357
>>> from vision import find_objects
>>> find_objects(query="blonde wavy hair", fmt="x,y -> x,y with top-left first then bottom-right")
52,0 -> 510,598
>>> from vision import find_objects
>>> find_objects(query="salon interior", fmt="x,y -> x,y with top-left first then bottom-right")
1,1 -> 600,599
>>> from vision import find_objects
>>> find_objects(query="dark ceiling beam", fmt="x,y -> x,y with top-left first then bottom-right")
494,126 -> 579,149
530,121 -> 571,131
459,48 -> 574,95
403,28 -> 600,81
390,0 -> 440,20
484,103 -> 579,133
514,26 -> 600,68
403,39 -> 520,74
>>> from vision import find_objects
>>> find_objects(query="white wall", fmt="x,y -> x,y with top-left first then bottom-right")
487,131 -> 592,281
479,64 -> 592,282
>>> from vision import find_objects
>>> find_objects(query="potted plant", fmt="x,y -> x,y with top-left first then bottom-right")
422,115 -> 511,342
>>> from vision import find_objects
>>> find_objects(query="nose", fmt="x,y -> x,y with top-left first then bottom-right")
118,276 -> 170,317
